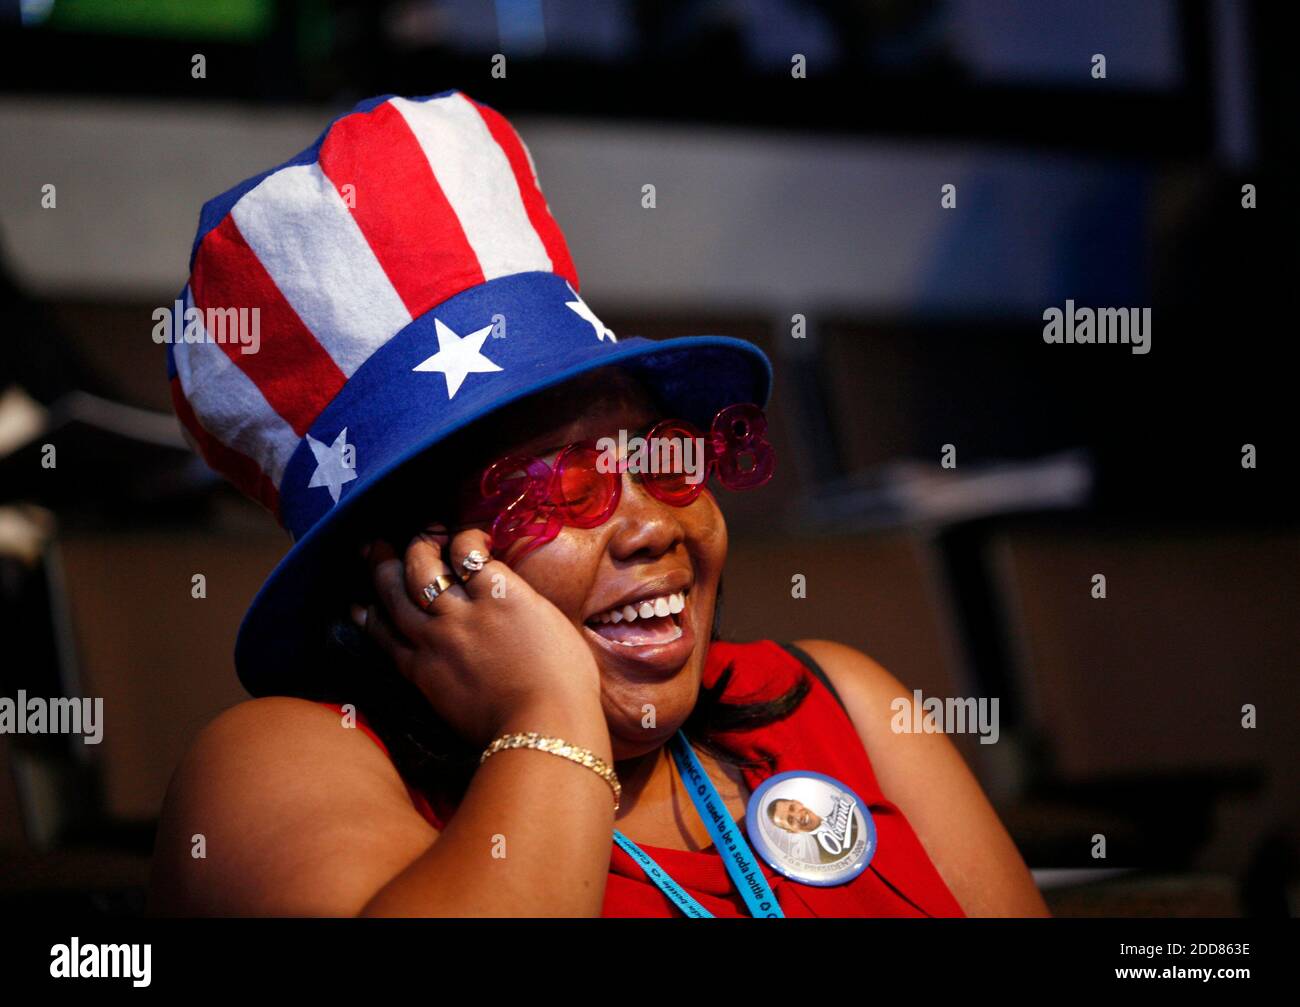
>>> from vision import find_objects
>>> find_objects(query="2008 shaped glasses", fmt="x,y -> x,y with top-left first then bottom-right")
459,403 -> 774,564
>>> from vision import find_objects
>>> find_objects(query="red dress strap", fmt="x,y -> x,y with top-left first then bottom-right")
316,701 -> 444,830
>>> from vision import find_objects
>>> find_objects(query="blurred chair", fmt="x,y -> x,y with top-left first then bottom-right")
988,524 -> 1299,885
0,733 -> 25,851
54,525 -> 282,823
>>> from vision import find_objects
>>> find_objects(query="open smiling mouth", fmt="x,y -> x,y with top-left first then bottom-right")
584,589 -> 687,647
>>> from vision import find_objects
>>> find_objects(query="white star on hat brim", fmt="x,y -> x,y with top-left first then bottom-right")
565,283 -> 617,342
307,427 -> 359,504
413,317 -> 503,399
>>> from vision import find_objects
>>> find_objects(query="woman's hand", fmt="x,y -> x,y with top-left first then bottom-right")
152,526 -> 615,918
355,526 -> 602,747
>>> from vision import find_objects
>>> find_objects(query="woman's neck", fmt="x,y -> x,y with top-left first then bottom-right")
613,742 -> 673,821
611,735 -> 752,850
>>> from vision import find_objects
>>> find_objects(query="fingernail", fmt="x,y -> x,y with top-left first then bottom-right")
350,604 -> 368,627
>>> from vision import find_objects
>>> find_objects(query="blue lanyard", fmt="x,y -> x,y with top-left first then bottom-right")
611,832 -> 714,917
612,731 -> 785,918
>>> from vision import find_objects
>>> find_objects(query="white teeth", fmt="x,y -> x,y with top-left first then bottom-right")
610,624 -> 683,646
592,591 -> 688,626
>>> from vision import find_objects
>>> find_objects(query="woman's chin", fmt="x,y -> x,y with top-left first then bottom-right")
608,720 -> 683,763
600,681 -> 699,761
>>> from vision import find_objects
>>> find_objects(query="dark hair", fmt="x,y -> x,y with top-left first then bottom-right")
300,574 -> 810,812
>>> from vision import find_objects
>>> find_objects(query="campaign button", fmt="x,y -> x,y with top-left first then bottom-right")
745,770 -> 876,886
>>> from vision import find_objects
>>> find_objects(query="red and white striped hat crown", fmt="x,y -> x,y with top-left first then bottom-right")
168,89 -> 582,531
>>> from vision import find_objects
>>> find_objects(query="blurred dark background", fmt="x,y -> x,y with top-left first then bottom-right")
0,0 -> 1295,917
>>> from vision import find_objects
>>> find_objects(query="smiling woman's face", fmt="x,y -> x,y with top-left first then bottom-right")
445,368 -> 729,760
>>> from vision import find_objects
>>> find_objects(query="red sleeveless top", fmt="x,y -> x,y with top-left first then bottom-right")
324,639 -> 965,918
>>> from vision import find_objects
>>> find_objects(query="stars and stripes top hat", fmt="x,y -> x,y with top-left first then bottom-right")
166,90 -> 771,697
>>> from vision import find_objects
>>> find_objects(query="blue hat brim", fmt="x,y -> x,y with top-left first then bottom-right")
233,334 -> 772,696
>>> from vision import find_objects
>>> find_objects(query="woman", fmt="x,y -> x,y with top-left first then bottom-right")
147,90 -> 1047,918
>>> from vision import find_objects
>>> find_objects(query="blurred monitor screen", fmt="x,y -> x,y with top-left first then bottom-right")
22,0 -> 272,40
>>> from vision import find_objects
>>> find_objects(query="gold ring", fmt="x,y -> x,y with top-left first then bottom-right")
418,573 -> 457,610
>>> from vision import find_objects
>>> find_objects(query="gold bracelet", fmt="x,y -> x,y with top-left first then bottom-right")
480,732 -> 621,811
